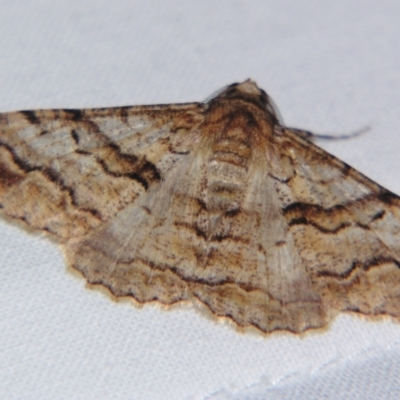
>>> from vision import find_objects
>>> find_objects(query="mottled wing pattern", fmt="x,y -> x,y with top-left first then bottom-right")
272,128 -> 400,320
0,103 -> 204,239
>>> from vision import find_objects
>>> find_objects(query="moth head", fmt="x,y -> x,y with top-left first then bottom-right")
205,79 -> 284,126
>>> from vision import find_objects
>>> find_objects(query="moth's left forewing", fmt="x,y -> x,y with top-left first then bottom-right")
0,103 -> 205,240
273,127 -> 400,320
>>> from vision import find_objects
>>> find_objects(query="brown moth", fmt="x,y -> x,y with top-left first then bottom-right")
1,80 -> 399,334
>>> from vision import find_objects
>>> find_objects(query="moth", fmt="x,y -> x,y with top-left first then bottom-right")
1,80 -> 399,334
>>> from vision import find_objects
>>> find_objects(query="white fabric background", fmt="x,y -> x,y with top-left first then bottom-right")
1,1 -> 400,399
